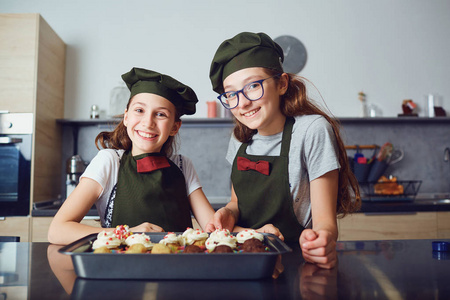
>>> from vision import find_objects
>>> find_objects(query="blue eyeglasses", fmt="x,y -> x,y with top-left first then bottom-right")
217,74 -> 281,109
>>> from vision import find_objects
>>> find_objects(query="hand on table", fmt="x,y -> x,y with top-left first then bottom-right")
130,222 -> 164,233
299,229 -> 337,269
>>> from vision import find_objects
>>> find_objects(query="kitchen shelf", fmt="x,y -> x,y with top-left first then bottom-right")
57,116 -> 450,126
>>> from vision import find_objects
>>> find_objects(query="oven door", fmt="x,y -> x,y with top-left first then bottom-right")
0,136 -> 31,216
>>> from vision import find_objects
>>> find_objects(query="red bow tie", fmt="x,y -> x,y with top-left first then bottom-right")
237,156 -> 270,176
136,156 -> 170,173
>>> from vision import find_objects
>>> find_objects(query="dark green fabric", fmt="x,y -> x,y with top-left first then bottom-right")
209,32 -> 284,94
122,67 -> 198,115
231,117 -> 304,242
112,151 -> 192,231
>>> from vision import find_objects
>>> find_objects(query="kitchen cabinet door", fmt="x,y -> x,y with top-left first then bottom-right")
0,216 -> 30,242
338,212 -> 438,241
437,211 -> 450,239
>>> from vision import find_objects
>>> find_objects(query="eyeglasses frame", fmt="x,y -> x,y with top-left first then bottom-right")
217,74 -> 281,110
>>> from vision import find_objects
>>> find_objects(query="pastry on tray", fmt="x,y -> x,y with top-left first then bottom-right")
151,243 -> 172,254
159,232 -> 185,252
125,233 -> 153,250
236,229 -> 267,253
182,228 -> 209,247
205,229 -> 237,253
126,243 -> 147,254
92,231 -> 122,250
183,244 -> 204,253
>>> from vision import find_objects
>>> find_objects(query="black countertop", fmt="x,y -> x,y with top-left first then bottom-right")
1,239 -> 449,299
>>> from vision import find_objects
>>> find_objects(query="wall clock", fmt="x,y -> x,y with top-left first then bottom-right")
274,35 -> 307,74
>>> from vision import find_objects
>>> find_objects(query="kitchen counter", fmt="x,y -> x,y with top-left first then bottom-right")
1,239 -> 449,299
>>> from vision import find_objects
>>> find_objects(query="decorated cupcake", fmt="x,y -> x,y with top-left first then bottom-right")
92,230 -> 122,250
125,233 -> 153,250
113,225 -> 132,241
205,229 -> 237,253
159,232 -> 185,252
182,228 -> 209,247
236,229 -> 266,253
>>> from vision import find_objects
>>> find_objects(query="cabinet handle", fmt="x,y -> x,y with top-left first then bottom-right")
0,137 -> 23,144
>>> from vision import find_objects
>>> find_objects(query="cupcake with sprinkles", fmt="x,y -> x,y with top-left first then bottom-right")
92,230 -> 122,252
159,232 -> 185,252
125,233 -> 153,251
182,228 -> 209,247
205,229 -> 237,253
236,229 -> 267,253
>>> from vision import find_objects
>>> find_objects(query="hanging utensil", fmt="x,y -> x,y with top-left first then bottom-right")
377,142 -> 393,162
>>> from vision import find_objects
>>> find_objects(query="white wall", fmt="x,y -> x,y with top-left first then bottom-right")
2,0 -> 449,118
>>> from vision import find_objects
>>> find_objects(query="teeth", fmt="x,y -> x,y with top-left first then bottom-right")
139,131 -> 157,138
243,109 -> 258,117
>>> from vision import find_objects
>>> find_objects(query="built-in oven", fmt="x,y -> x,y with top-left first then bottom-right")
0,113 -> 33,216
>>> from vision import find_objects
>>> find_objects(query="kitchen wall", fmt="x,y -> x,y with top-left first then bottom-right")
1,1 -> 449,119
61,118 -> 450,202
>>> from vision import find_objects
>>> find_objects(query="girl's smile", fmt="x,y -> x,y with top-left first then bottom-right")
223,67 -> 288,136
124,93 -> 181,156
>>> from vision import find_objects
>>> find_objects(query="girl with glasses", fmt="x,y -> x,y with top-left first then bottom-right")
206,32 -> 361,269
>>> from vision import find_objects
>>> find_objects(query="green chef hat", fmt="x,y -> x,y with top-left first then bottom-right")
209,32 -> 284,94
121,67 -> 198,116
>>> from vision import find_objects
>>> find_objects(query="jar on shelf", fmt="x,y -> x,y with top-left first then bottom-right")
109,82 -> 130,118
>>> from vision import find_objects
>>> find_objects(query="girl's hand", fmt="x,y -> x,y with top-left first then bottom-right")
130,222 -> 164,233
205,207 -> 236,232
299,229 -> 337,269
256,224 -> 284,241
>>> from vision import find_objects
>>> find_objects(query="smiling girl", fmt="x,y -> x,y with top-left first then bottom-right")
48,68 -> 216,245
206,32 -> 361,269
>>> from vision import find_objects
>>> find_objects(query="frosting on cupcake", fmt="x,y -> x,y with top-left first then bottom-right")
205,229 -> 237,251
159,232 -> 185,246
236,229 -> 264,244
125,233 -> 153,249
92,231 -> 122,249
182,228 -> 208,245
113,225 -> 132,240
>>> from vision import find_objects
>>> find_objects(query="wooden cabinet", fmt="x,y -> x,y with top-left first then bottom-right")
0,13 -> 66,208
338,211 -> 450,241
0,217 -> 30,242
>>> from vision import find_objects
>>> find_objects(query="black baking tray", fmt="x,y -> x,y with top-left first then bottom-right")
59,232 -> 291,280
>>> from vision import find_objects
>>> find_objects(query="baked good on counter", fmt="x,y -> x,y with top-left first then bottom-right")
374,176 -> 404,195
182,228 -> 209,246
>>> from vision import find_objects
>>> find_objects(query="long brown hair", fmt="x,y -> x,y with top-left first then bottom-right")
95,97 -> 181,157
233,69 -> 361,216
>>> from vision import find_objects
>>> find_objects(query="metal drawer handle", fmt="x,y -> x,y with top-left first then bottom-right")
0,137 -> 23,144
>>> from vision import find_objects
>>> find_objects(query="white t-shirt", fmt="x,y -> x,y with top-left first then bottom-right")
81,149 -> 202,227
226,115 -> 340,228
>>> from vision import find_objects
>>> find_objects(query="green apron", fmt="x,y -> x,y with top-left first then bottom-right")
111,151 -> 192,231
231,117 -> 304,242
